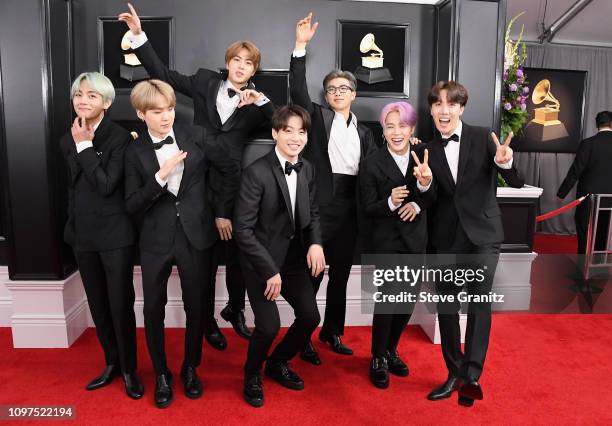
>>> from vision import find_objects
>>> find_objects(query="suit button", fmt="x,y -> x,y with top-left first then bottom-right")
175,201 -> 180,206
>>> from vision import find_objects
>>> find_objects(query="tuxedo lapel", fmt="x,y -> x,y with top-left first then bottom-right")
322,108 -> 334,149
92,116 -> 112,153
266,152 -> 295,229
220,104 -> 246,132
456,123 -> 472,187
206,77 -> 224,129
136,132 -> 162,180
173,126 -> 200,198
380,148 -> 407,184
431,136 -> 456,191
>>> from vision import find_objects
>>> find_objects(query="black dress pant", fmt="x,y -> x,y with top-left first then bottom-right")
371,249 -> 421,358
244,238 -> 321,376
311,174 -> 358,337
140,222 -> 211,375
206,238 -> 245,329
575,201 -> 589,255
75,246 -> 137,373
435,224 -> 500,381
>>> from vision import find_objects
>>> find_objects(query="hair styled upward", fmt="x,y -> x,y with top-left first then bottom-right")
71,72 -> 115,104
130,79 -> 176,112
271,105 -> 311,132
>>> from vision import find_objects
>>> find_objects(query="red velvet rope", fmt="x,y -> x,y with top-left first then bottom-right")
535,195 -> 589,222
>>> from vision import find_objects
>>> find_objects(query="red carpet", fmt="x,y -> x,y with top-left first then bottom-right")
2,315 -> 612,425
534,232 -> 577,254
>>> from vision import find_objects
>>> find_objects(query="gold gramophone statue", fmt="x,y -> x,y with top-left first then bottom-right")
119,31 -> 149,82
353,33 -> 393,84
525,79 -> 569,141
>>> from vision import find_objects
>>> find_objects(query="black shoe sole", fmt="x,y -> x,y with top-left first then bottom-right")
370,376 -> 389,389
458,395 -> 475,407
155,396 -> 173,409
184,390 -> 202,400
243,393 -> 264,408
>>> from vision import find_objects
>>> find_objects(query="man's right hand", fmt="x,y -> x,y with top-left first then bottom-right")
390,185 -> 409,207
264,273 -> 282,301
118,3 -> 142,35
158,150 -> 187,181
295,12 -> 319,51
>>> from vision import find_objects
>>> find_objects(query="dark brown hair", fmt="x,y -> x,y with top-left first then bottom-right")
271,105 -> 311,132
427,81 -> 469,106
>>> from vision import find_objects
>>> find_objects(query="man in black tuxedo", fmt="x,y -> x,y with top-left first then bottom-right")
290,13 -> 377,364
61,72 -> 142,399
119,3 -> 275,349
423,81 -> 524,407
125,80 -> 239,408
234,105 -> 325,408
558,111 -> 612,254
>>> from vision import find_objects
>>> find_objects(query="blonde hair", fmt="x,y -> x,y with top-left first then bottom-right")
130,79 -> 176,112
71,72 -> 115,103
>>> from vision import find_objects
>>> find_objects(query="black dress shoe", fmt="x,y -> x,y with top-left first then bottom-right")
85,365 -> 119,390
386,350 -> 409,377
220,305 -> 252,339
264,362 -> 304,390
459,379 -> 483,401
319,333 -> 353,355
300,341 -> 322,366
369,356 -> 389,389
154,372 -> 173,409
181,366 -> 203,399
123,372 -> 144,399
205,319 -> 227,351
427,375 -> 460,400
458,395 -> 475,407
243,374 -> 264,408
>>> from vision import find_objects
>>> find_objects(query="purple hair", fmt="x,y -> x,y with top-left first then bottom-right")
379,101 -> 417,127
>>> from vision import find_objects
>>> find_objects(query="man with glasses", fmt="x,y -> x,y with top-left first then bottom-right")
289,13 -> 377,365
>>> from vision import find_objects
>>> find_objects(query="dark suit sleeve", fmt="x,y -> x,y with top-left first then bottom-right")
289,54 -> 315,115
359,159 -> 396,218
362,128 -> 378,158
233,166 -> 280,280
557,139 -> 592,198
124,145 -> 167,216
60,136 -> 76,245
76,132 -> 131,197
134,40 -> 197,98
203,136 -> 240,218
305,166 -> 323,246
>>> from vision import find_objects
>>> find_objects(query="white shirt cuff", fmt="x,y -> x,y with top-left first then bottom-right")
254,94 -> 270,106
292,49 -> 306,58
155,171 -> 167,187
127,31 -> 148,49
409,202 -> 421,214
75,141 -> 93,153
388,196 -> 400,212
494,157 -> 513,169
417,179 -> 432,192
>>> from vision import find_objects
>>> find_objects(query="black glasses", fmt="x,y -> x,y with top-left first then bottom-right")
325,85 -> 353,95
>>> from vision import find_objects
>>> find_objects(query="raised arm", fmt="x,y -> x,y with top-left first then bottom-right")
289,13 -> 319,115
118,3 -> 197,97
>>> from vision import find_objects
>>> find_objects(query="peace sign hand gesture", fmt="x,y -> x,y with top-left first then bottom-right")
295,12 -> 319,50
492,131 -> 513,165
411,148 -> 432,187
118,3 -> 142,35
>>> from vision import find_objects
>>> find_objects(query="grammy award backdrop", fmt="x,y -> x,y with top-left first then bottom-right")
512,67 -> 587,153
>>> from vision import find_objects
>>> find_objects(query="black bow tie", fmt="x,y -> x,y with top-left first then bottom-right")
441,133 -> 459,147
227,85 -> 248,98
284,161 -> 303,175
152,135 -> 174,150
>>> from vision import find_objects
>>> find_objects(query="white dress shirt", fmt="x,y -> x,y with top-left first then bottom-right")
75,118 -> 103,153
127,31 -> 269,125
275,147 -> 298,217
328,112 -> 361,175
386,146 -> 421,214
151,129 -> 183,196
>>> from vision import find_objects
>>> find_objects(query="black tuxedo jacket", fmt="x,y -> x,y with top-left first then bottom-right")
360,145 -> 434,253
61,116 -> 135,251
427,123 -> 524,249
289,54 -> 377,205
134,40 -> 275,161
234,150 -> 322,281
557,131 -> 612,199
124,124 -> 239,253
